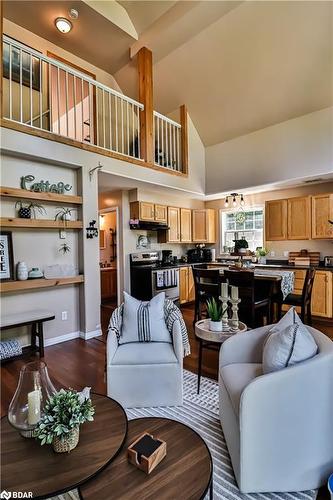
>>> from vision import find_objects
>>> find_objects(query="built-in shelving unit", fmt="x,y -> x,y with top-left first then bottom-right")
0,186 -> 83,205
0,218 -> 83,229
0,275 -> 84,294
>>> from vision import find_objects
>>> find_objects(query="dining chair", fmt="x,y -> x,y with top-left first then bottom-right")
192,267 -> 225,328
274,268 -> 316,325
224,269 -> 271,328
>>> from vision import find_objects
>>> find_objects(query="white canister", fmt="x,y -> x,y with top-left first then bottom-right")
17,262 -> 28,280
211,248 -> 216,262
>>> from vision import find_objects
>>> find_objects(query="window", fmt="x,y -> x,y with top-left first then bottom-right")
220,208 -> 264,252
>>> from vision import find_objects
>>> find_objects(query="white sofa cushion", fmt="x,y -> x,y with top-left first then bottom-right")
220,363 -> 263,416
111,342 -> 178,365
262,308 -> 318,374
119,292 -> 171,345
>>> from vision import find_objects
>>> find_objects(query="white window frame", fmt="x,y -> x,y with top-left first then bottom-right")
219,205 -> 264,255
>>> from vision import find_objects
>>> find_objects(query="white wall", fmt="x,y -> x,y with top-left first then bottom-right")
205,108 -> 333,195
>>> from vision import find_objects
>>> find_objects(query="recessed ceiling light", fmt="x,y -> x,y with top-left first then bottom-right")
55,17 -> 72,33
69,8 -> 79,20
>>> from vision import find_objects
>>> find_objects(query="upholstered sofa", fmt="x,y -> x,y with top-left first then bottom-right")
219,324 -> 333,493
107,314 -> 183,408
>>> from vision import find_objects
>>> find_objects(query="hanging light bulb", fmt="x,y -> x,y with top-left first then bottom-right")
240,195 -> 245,206
224,197 -> 229,208
232,196 -> 237,207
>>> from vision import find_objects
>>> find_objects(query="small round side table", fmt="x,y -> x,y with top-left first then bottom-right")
195,319 -> 247,394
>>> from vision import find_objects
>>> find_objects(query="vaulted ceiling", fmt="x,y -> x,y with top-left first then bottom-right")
3,1 -> 333,147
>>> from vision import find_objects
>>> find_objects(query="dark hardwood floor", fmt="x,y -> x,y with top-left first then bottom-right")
1,304 -> 332,498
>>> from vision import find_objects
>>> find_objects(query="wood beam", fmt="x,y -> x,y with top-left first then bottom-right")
180,104 -> 189,175
138,47 -> 154,164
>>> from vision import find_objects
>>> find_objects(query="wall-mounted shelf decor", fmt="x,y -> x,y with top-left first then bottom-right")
0,218 -> 83,229
0,186 -> 83,205
0,275 -> 84,294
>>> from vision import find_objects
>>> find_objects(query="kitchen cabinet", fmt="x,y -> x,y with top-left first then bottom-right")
311,194 -> 333,239
130,201 -> 167,223
192,209 -> 216,243
101,268 -> 117,301
287,196 -> 311,240
179,266 -> 195,304
180,208 -> 192,243
265,200 -> 287,240
167,207 -> 181,243
282,269 -> 332,318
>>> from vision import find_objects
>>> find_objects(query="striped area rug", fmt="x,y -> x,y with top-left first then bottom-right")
51,370 -> 316,500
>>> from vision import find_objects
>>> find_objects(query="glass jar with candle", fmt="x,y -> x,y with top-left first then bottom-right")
8,361 -> 57,438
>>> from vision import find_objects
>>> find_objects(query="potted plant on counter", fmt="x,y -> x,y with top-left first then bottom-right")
34,387 -> 94,453
206,298 -> 227,332
256,247 -> 269,264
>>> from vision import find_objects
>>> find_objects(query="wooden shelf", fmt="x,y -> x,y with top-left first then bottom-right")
1,275 -> 84,294
0,218 -> 83,229
0,186 -> 83,205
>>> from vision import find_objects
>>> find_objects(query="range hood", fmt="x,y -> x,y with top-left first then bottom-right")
129,219 -> 169,231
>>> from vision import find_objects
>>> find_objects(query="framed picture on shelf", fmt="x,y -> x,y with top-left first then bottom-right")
0,231 -> 14,281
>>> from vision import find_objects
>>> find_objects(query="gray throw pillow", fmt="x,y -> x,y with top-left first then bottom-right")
262,308 -> 318,374
119,291 -> 171,345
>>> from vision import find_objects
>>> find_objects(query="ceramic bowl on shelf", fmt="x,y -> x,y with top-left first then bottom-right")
28,268 -> 44,279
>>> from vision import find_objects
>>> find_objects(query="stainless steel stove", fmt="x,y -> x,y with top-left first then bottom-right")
130,251 -> 180,302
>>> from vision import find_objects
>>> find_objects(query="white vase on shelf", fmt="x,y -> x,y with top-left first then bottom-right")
17,262 -> 28,281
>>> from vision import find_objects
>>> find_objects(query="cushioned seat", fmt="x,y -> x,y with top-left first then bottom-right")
219,363 -> 262,416
111,342 -> 178,365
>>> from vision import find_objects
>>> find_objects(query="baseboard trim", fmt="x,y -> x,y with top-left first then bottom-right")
79,329 -> 102,341
44,331 -> 81,347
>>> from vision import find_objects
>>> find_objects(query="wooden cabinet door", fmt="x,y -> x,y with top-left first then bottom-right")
154,204 -> 167,222
265,200 -> 287,240
206,209 -> 216,244
312,194 -> 333,239
180,208 -> 192,242
140,202 -> 155,221
188,266 -> 195,302
287,197 -> 310,240
311,271 -> 333,318
168,207 -> 180,242
109,269 -> 117,299
192,210 -> 207,242
179,267 -> 189,304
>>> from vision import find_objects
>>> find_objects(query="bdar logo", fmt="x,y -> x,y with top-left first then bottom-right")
0,491 -> 11,499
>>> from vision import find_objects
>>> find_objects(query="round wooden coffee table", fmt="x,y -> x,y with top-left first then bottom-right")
80,417 -> 213,500
195,319 -> 247,394
1,394 -> 127,499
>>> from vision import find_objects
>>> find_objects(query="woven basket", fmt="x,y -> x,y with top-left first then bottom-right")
53,427 -> 80,453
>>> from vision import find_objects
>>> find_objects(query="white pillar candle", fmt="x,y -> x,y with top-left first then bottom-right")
221,282 -> 228,298
231,286 -> 239,300
28,390 -> 41,425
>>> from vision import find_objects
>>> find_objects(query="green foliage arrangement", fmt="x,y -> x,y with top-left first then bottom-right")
256,247 -> 269,257
206,298 -> 227,322
34,389 -> 95,445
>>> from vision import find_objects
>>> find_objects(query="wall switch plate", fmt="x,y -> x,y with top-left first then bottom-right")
59,230 -> 66,239
61,311 -> 68,321
283,251 -> 289,257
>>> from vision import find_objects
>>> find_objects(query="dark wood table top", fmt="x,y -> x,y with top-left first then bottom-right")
1,394 -> 127,499
80,417 -> 213,500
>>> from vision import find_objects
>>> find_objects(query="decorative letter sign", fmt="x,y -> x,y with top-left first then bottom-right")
21,175 -> 72,194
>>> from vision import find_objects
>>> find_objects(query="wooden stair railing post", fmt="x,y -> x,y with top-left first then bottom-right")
138,47 -> 154,164
180,104 -> 188,174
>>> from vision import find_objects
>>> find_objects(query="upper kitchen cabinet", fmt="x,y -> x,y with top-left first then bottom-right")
265,199 -> 287,240
180,208 -> 192,243
287,196 -> 311,240
311,194 -> 333,239
167,207 -> 181,243
130,201 -> 167,223
192,209 -> 216,243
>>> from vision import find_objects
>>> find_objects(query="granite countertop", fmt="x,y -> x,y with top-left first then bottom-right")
181,260 -> 333,272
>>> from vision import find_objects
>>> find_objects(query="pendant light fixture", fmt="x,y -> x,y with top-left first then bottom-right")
224,193 -> 245,208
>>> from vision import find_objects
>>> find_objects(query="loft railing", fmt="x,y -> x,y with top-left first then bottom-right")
2,35 -> 143,160
153,111 -> 182,172
2,35 -> 186,173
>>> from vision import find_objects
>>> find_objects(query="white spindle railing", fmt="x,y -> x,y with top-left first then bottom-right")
153,111 -> 182,172
2,35 -> 143,160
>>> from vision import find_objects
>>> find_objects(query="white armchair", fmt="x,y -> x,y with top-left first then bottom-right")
107,309 -> 183,408
219,324 -> 333,493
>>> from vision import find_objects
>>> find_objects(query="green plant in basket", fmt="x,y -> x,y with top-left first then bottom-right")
34,388 -> 94,453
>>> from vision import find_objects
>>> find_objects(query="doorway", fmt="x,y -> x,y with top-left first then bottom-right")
99,207 -> 119,331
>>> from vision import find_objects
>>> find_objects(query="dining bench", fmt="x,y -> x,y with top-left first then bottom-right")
0,310 -> 55,360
